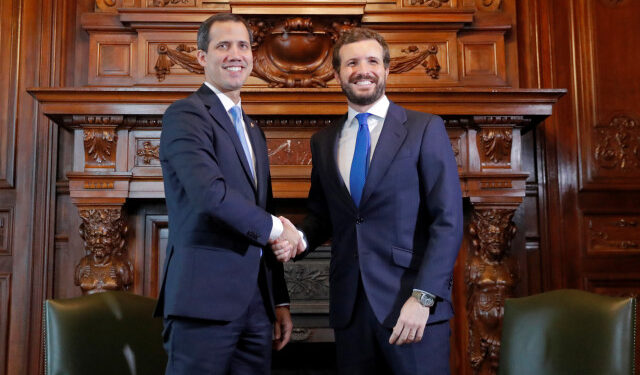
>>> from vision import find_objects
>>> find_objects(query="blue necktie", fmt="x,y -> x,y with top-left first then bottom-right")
229,106 -> 255,179
350,113 -> 371,207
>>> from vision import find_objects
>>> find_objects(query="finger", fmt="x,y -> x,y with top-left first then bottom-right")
416,325 -> 425,342
274,321 -> 281,341
279,322 -> 292,350
406,328 -> 417,344
389,324 -> 402,345
396,325 -> 410,345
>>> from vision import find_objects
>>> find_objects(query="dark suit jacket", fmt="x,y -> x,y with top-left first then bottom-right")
154,84 -> 289,322
301,101 -> 463,329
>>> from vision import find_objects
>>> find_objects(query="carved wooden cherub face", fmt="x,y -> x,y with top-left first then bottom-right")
197,21 -> 253,102
334,39 -> 390,111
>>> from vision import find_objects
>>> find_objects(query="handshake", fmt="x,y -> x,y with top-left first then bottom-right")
269,216 -> 305,263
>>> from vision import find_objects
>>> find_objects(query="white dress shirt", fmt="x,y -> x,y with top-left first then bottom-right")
337,95 -> 390,191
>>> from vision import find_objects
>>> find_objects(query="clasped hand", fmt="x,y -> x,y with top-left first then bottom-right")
269,216 -> 305,262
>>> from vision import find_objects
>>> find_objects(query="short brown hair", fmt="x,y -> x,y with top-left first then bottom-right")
332,28 -> 390,71
197,13 -> 253,52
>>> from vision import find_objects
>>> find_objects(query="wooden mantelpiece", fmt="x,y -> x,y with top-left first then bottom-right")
31,84 -> 564,373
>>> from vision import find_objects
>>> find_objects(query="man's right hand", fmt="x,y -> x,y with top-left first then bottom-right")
271,217 -> 303,262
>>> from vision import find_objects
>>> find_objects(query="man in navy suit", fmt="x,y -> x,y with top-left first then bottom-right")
155,14 -> 301,374
275,28 -> 463,374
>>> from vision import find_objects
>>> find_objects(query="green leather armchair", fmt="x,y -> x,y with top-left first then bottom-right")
44,291 -> 167,375
499,289 -> 636,375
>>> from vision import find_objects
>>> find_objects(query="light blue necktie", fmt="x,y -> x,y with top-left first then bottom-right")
229,106 -> 255,179
350,113 -> 371,207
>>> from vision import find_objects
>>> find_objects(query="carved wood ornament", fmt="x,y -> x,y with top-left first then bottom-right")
83,128 -> 117,168
479,128 -> 512,165
74,208 -> 133,294
466,207 -> 517,375
409,0 -> 450,7
594,114 -> 640,171
137,141 -> 160,165
153,18 -> 440,85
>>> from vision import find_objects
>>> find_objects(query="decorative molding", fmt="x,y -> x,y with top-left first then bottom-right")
587,216 -> 640,253
67,115 -> 124,128
473,116 -> 529,125
152,0 -> 189,6
0,209 -> 12,255
123,117 -> 163,128
95,0 -> 116,12
74,207 -> 133,294
0,273 -> 9,375
155,44 -> 200,82
284,263 -> 330,300
83,128 -> 118,168
249,17 -> 356,88
83,181 -> 115,189
136,141 -> 160,165
476,0 -> 502,11
408,0 -> 449,7
593,115 -> 640,171
479,128 -> 512,165
466,207 -> 517,374
254,116 -> 337,128
389,45 -> 440,79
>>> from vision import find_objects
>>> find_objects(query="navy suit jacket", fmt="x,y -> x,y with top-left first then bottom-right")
301,101 -> 463,329
154,84 -> 289,322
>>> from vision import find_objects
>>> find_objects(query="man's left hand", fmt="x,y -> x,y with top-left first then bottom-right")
273,306 -> 293,351
389,297 -> 430,346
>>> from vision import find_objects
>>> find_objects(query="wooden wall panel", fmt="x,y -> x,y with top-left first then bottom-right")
0,273 -> 10,375
0,0 -> 20,188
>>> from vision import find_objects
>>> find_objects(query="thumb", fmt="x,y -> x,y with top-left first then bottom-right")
274,321 -> 282,341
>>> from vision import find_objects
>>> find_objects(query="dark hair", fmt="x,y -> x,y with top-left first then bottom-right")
332,27 -> 390,71
197,13 -> 253,51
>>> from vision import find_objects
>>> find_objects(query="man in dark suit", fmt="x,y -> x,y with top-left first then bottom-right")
276,28 -> 463,374
155,13 -> 300,374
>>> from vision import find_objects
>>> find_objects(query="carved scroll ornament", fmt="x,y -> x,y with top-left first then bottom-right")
408,0 -> 450,7
594,115 -> 640,171
74,208 -> 133,294
284,263 -> 329,299
155,44 -> 200,82
389,45 -> 440,79
466,208 -> 517,375
476,0 -> 502,10
152,0 -> 189,6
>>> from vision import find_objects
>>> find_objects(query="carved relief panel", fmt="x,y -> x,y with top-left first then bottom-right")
0,209 -> 12,255
585,214 -> 640,255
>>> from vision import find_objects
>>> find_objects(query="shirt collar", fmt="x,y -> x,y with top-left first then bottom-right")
204,81 -> 241,113
345,95 -> 390,128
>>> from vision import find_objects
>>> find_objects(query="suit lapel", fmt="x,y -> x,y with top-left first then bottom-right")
360,101 -> 408,207
196,84 -> 257,192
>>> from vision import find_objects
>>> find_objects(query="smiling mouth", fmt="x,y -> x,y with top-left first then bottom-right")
224,66 -> 243,72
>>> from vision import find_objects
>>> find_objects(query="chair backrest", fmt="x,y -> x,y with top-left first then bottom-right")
44,291 -> 167,375
499,289 -> 636,375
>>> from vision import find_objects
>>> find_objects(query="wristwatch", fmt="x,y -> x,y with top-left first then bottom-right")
411,290 -> 436,308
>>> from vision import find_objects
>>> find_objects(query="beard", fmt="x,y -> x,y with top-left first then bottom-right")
340,73 -> 386,107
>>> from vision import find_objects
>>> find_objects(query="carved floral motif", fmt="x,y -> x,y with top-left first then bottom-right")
152,0 -> 189,6
284,263 -> 329,299
593,115 -> 640,171
83,129 -> 117,166
479,128 -> 512,165
136,141 -> 160,165
74,208 -> 133,294
389,45 -> 440,79
466,208 -> 517,375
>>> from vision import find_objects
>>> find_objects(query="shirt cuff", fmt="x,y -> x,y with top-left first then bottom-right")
297,230 -> 307,251
275,303 -> 290,307
269,215 -> 283,242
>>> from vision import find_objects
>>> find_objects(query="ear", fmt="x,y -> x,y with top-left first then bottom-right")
385,67 -> 390,80
333,70 -> 342,85
196,50 -> 207,68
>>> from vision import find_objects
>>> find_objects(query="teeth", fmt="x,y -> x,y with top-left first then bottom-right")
226,67 -> 242,72
356,80 -> 373,85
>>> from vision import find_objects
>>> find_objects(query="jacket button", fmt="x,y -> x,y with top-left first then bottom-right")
356,217 -> 364,224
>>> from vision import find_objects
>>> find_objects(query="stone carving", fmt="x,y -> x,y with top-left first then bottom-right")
594,115 -> 640,171
83,129 -> 117,167
249,17 -> 356,88
74,208 -> 133,294
136,141 -> 160,164
466,208 -> 517,375
283,263 -> 330,299
155,44 -> 201,82
389,45 -> 440,79
479,128 -> 512,165
408,0 -> 449,7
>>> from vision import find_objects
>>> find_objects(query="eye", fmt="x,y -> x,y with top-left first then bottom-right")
216,42 -> 229,50
239,42 -> 250,49
369,58 -> 379,65
346,60 -> 356,67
